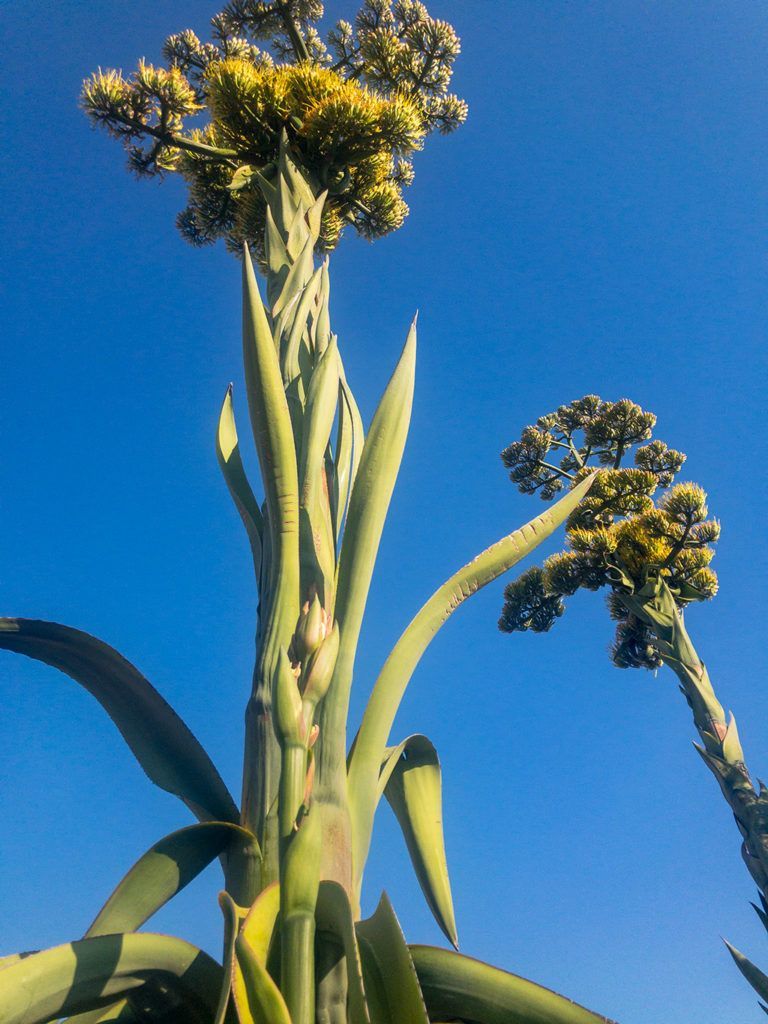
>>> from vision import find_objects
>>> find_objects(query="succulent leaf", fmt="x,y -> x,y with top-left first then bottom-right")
0,618 -> 238,823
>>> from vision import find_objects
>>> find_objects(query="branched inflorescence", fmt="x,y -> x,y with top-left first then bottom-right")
81,0 -> 466,258
499,396 -> 720,668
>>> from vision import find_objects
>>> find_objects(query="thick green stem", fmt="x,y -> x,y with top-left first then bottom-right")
241,694 -> 281,888
280,742 -> 308,841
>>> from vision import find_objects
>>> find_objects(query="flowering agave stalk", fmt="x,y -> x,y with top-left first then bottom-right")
499,395 -> 768,1013
0,4 -> 620,1024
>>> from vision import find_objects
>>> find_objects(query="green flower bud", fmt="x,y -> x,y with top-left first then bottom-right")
293,594 -> 330,664
301,622 -> 340,705
274,647 -> 304,745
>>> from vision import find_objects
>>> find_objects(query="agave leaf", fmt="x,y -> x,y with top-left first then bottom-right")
229,883 -> 282,1024
379,736 -> 456,949
313,260 -> 331,357
332,366 -> 364,545
299,338 -> 340,601
0,933 -> 226,1024
330,320 -> 416,715
264,204 -> 290,306
86,822 -> 259,938
216,385 -> 264,582
242,245 -> 300,587
241,882 -> 282,964
355,893 -> 429,1024
0,618 -> 238,824
282,265 -> 322,387
725,941 -> 768,1002
316,882 -> 370,1024
273,235 -> 315,320
348,473 -> 596,888
234,931 -> 292,1024
410,945 -> 617,1024
216,892 -> 241,1024
62,998 -> 139,1023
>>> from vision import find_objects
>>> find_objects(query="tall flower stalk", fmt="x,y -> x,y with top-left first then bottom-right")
499,395 -> 768,1013
0,4 -> 623,1024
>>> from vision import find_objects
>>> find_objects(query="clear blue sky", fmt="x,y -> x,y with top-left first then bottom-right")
2,2 -> 768,1021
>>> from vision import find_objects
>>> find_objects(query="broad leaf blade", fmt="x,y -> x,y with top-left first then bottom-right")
0,933 -> 225,1024
355,893 -> 429,1024
86,822 -> 259,937
410,945 -> 617,1024
348,473 -> 596,888
380,736 -> 457,949
0,618 -> 238,823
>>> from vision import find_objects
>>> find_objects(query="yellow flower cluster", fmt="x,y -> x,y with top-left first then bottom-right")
180,58 -> 424,252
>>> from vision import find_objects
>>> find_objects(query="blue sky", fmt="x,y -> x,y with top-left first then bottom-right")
2,2 -> 768,1020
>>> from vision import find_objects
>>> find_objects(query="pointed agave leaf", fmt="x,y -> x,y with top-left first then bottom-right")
332,321 -> 416,676
273,235 -> 315,320
242,245 -> 300,698
725,941 -> 768,1003
242,245 -> 300,575
86,822 -> 260,938
410,946 -> 618,1024
379,736 -> 457,949
234,931 -> 292,1024
315,882 -> 370,1024
299,338 -> 340,600
282,265 -> 322,386
230,883 -> 282,1024
355,893 -> 430,1024
0,618 -> 238,824
0,933 -> 226,1024
240,882 -> 281,964
217,385 -> 264,582
215,892 -> 241,1024
332,365 -> 364,544
348,473 -> 596,887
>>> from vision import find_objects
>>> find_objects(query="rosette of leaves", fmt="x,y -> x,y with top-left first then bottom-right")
81,0 -> 467,258
498,396 -> 719,670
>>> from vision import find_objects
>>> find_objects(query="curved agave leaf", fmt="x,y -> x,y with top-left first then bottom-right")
315,881 -> 369,1024
228,883 -> 282,1023
86,822 -> 260,937
379,736 -> 457,950
235,931 -> 292,1024
0,618 -> 238,824
0,933 -> 226,1024
725,941 -> 768,1010
355,893 -> 429,1024
240,882 -> 281,964
409,946 -> 617,1024
216,385 -> 264,582
61,998 -> 140,1023
348,473 -> 596,886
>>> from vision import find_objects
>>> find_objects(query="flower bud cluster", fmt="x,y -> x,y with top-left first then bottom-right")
499,396 -> 719,671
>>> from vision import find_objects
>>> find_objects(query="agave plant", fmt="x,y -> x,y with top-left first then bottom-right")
499,396 -> 768,1014
0,3 -> 619,1023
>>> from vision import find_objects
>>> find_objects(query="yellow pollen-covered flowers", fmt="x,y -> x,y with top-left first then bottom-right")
81,0 -> 467,257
